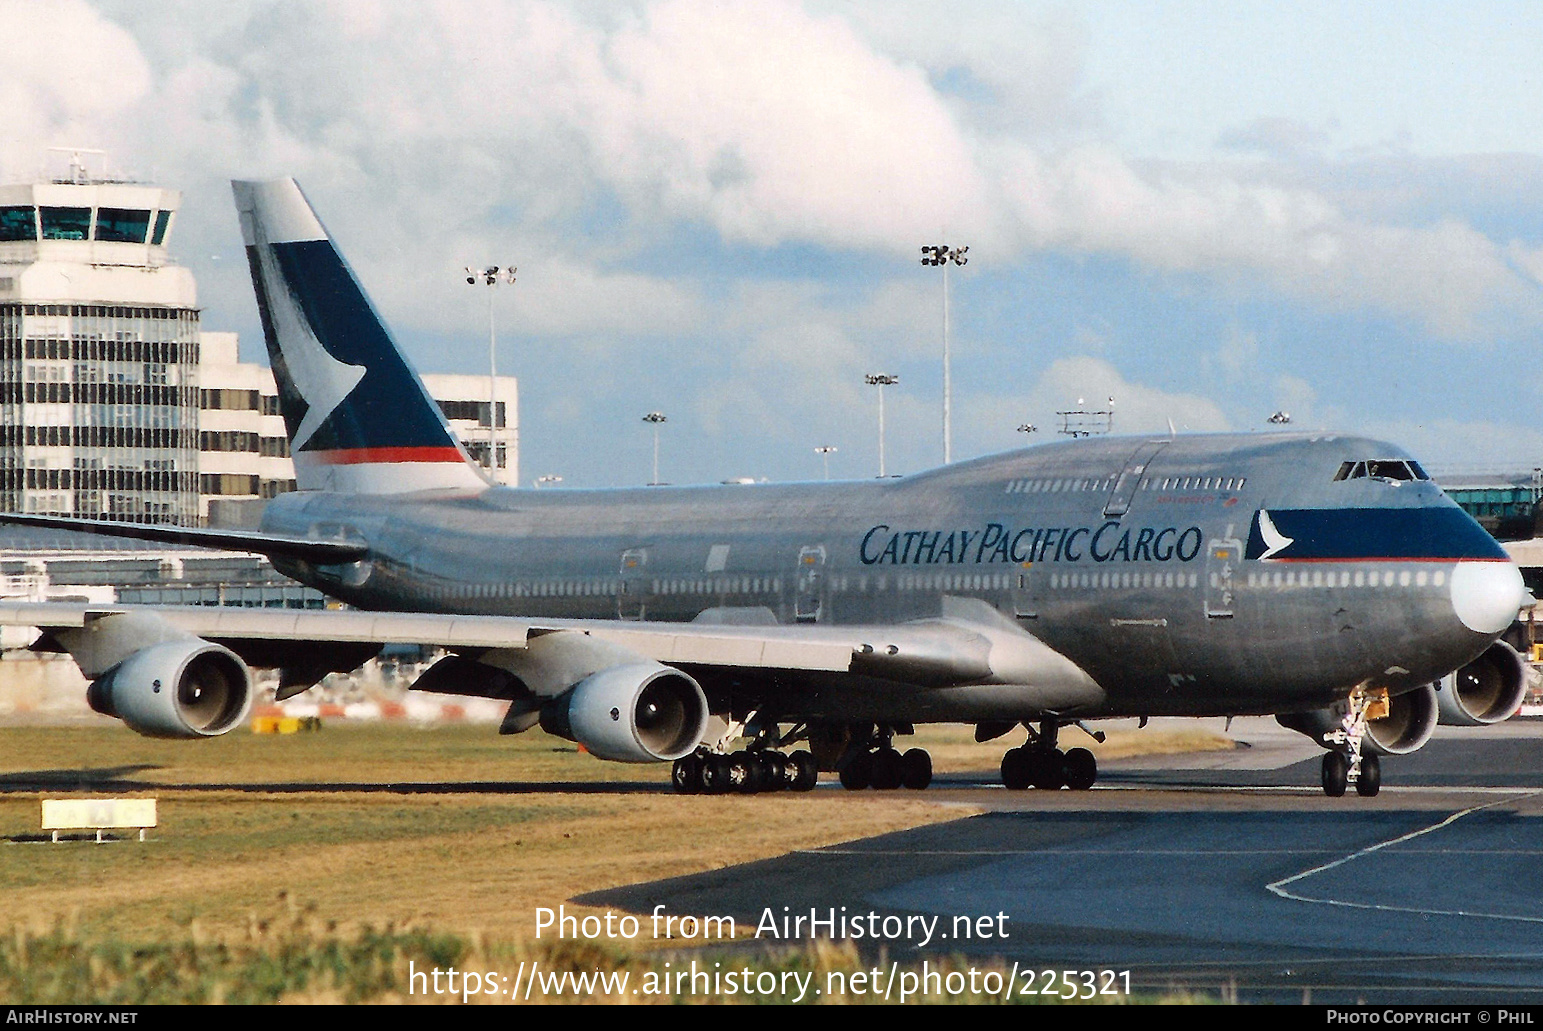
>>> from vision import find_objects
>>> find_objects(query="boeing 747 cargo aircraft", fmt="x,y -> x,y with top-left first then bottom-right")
0,178 -> 1528,798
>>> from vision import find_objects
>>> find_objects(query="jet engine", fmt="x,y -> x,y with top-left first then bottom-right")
86,640 -> 253,739
1435,641 -> 1527,726
540,662 -> 708,763
1277,683 -> 1439,756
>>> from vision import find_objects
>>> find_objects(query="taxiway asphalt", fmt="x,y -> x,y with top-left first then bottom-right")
584,717 -> 1543,1004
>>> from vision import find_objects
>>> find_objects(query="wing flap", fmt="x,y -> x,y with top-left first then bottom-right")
580,626 -> 852,671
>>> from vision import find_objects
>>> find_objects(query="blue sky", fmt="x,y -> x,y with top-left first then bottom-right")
7,0 -> 1543,486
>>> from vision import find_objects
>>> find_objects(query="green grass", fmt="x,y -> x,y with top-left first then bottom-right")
0,908 -> 1171,1004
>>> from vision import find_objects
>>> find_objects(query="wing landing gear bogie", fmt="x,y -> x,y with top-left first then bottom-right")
672,746 -> 818,796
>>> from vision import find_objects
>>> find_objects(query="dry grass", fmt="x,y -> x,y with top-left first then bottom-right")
0,723 -> 957,944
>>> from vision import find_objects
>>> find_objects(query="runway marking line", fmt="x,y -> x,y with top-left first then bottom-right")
1266,791 -> 1543,924
797,847 -> 1543,856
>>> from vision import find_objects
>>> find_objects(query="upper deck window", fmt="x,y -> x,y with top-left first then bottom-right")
40,207 -> 91,240
1334,459 -> 1429,482
0,206 -> 36,241
94,208 -> 151,243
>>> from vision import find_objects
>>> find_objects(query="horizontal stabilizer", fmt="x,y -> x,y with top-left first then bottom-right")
0,512 -> 368,564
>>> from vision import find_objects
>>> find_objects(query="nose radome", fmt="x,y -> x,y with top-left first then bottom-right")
1449,561 -> 1527,635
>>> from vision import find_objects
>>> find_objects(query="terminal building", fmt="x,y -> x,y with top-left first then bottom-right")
1441,472 -> 1541,543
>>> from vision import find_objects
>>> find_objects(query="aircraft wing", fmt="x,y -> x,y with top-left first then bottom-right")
0,595 -> 1098,689
0,601 -> 853,673
0,598 -> 1102,761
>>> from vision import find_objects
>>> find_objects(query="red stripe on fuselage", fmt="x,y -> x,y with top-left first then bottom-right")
300,447 -> 467,465
1262,556 -> 1514,563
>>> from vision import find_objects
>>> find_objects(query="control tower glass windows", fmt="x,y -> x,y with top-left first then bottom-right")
40,207 -> 92,240
0,206 -> 35,241
151,210 -> 171,246
95,208 -> 151,243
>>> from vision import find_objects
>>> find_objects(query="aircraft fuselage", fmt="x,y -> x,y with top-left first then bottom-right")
263,432 -> 1518,722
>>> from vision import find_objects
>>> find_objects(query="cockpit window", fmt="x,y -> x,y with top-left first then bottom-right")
1334,459 -> 1429,482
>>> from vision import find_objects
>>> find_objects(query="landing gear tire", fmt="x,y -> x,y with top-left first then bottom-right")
672,754 -> 704,794
901,748 -> 933,790
870,748 -> 904,790
1355,752 -> 1381,797
729,753 -> 760,794
757,751 -> 787,793
1030,749 -> 1066,790
1001,747 -> 1031,790
1062,747 -> 1097,791
1322,751 -> 1349,797
788,750 -> 818,792
840,751 -> 873,791
701,754 -> 733,794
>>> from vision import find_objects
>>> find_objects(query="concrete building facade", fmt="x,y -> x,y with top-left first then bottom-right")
0,166 -> 200,523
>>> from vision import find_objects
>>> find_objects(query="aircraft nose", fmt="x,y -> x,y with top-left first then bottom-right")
1449,560 -> 1527,635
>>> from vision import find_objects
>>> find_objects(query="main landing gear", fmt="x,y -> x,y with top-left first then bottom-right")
837,744 -> 933,791
672,749 -> 818,795
1320,686 -> 1383,798
1000,721 -> 1097,791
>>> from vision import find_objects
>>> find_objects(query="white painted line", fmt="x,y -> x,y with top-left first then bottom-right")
1266,791 -> 1543,924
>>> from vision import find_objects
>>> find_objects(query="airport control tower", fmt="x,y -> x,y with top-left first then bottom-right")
0,152 -> 200,523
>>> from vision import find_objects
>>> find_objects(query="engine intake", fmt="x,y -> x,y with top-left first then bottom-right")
1436,641 -> 1527,726
87,640 -> 253,739
540,662 -> 708,763
1276,683 -> 1439,756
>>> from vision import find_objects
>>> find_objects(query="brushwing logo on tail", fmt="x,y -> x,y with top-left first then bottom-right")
248,237 -> 365,451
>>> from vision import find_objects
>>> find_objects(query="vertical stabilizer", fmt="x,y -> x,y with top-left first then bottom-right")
232,178 -> 487,494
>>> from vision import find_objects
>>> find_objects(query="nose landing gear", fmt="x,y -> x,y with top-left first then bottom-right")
1320,686 -> 1384,798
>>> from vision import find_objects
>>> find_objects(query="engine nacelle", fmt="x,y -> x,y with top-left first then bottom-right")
1436,641 -> 1527,726
1276,683 -> 1439,756
87,640 -> 253,739
539,662 -> 708,763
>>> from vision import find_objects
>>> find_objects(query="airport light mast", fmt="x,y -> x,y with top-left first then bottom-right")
814,445 -> 837,481
464,265 -> 516,478
865,374 -> 898,477
921,243 -> 968,464
642,411 -> 667,485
